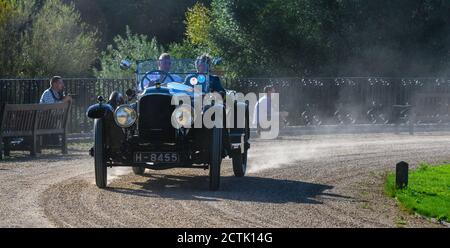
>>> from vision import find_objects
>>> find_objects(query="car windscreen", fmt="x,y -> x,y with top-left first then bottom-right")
136,59 -> 210,92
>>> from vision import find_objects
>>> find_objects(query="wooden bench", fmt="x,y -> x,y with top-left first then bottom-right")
0,102 -> 71,158
393,93 -> 450,134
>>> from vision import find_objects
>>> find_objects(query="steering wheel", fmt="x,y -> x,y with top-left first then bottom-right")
140,70 -> 175,90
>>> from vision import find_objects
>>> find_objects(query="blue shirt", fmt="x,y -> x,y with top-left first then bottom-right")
40,89 -> 62,104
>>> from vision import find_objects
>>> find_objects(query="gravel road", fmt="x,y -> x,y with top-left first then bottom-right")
1,132 -> 449,228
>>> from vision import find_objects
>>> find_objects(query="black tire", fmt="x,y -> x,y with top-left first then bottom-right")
0,138 -> 4,160
209,127 -> 223,191
232,149 -> 247,177
94,119 -> 107,188
132,166 -> 145,175
232,106 -> 250,177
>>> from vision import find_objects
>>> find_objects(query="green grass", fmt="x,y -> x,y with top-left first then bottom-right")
384,163 -> 450,222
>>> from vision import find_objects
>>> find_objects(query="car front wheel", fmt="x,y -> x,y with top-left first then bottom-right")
94,119 -> 107,188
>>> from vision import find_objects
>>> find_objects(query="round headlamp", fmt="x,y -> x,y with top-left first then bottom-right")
171,105 -> 194,129
114,105 -> 137,128
190,77 -> 198,85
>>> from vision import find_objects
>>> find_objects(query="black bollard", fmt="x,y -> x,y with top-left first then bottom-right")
396,161 -> 409,189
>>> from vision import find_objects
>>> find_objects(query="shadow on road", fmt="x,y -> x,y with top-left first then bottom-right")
0,152 -> 84,164
107,173 -> 352,205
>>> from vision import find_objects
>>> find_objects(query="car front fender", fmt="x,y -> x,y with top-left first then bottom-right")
86,103 -> 114,119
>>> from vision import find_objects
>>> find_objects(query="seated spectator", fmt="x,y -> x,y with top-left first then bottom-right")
39,76 -> 71,147
40,76 -> 72,104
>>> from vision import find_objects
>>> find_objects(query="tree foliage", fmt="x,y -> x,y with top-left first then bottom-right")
66,0 -> 210,49
207,0 -> 330,77
19,0 -> 98,77
0,0 -> 14,76
329,0 -> 450,77
0,0 -> 98,77
185,2 -> 211,47
168,2 -> 212,60
0,0 -> 14,27
3,0 -> 450,78
206,0 -> 450,77
0,0 -> 30,77
94,26 -> 163,79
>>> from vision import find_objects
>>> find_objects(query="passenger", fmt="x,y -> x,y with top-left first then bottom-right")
188,54 -> 225,95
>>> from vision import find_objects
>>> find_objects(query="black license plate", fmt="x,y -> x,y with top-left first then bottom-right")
134,152 -> 179,163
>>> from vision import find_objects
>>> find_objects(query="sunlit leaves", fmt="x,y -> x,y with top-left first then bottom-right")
19,0 -> 98,77
94,26 -> 163,79
185,3 -> 211,47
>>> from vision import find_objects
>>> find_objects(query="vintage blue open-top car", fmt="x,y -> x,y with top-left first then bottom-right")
86,58 -> 250,190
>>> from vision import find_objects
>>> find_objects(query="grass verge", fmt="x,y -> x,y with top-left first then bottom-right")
384,163 -> 450,222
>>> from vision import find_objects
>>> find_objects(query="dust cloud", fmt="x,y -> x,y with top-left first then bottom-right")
246,134 -> 450,174
107,167 -> 132,184
247,139 -> 319,174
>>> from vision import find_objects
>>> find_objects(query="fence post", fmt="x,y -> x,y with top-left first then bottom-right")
396,161 -> 409,189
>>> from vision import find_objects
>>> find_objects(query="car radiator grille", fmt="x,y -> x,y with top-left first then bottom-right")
138,95 -> 176,142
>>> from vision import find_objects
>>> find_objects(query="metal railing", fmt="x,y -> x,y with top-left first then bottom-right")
228,77 -> 450,126
0,78 -> 134,134
2,77 -> 450,133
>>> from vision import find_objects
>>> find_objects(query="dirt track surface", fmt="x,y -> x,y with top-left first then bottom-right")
1,132 -> 449,228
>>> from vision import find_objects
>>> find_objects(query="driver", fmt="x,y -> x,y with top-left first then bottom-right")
157,53 -> 183,83
141,53 -> 183,90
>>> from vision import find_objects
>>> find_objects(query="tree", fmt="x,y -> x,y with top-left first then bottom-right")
185,2 -> 211,47
94,26 -> 163,78
0,0 -> 15,76
329,0 -> 450,77
0,0 -> 31,77
168,42 -> 199,60
208,0 -> 333,77
19,0 -> 99,77
0,0 -> 13,27
205,0 -> 450,77
66,0 -> 211,50
169,2 -> 212,59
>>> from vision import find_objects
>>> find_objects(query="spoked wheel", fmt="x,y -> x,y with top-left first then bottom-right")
132,166 -> 145,175
209,127 -> 223,191
94,119 -> 107,188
